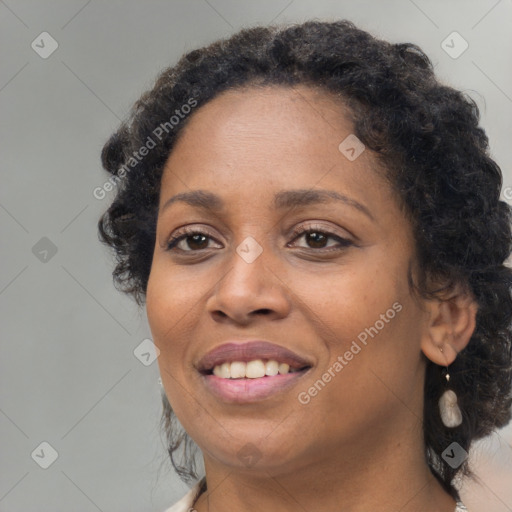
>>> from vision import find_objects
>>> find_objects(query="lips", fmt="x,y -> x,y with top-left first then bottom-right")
196,340 -> 313,375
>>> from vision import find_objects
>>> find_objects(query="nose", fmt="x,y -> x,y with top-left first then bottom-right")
206,238 -> 292,325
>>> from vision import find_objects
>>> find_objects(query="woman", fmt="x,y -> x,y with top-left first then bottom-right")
97,20 -> 512,512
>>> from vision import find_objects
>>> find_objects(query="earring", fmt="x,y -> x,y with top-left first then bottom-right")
438,348 -> 463,428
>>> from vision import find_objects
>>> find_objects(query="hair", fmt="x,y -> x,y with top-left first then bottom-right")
97,19 -> 512,499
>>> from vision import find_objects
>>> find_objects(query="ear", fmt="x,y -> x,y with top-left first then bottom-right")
421,282 -> 478,366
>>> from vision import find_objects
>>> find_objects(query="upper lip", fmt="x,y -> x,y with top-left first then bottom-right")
196,340 -> 313,374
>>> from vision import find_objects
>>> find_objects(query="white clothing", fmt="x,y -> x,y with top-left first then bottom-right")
163,478 -> 469,511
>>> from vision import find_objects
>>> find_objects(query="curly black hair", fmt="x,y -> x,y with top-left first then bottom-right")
97,19 -> 512,500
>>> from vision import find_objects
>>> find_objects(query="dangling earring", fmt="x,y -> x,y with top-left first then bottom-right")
438,347 -> 463,428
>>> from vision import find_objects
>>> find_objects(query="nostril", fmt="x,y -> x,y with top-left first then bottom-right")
256,309 -> 272,315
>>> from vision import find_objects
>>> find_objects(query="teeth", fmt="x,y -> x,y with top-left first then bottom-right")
265,360 -> 279,376
278,363 -> 290,375
246,359 -> 266,378
211,359 -> 303,379
230,361 -> 246,379
215,362 -> 231,379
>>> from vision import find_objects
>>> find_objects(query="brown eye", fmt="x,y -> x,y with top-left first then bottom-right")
181,233 -> 209,250
303,231 -> 328,248
166,229 -> 220,252
290,226 -> 353,252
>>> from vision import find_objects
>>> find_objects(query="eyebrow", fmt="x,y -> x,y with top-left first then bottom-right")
161,189 -> 374,221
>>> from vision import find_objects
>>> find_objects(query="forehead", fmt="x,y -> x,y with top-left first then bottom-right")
161,85 -> 381,196
174,84 -> 353,147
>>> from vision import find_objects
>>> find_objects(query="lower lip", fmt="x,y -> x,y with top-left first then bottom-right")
200,370 -> 309,404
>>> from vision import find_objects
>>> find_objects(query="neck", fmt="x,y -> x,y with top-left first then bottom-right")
192,419 -> 457,512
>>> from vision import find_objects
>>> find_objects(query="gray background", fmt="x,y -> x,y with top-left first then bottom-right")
1,1 -> 511,511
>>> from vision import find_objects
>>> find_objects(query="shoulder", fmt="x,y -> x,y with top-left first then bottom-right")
162,478 -> 205,512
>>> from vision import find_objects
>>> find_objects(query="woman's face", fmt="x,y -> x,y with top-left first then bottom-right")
146,85 -> 430,474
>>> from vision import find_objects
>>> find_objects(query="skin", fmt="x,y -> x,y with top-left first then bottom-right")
145,85 -> 478,512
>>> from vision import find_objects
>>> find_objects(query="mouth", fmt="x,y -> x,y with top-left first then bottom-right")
196,340 -> 313,403
196,340 -> 313,376
199,359 -> 312,379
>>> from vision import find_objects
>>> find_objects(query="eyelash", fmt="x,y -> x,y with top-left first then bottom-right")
165,225 -> 353,254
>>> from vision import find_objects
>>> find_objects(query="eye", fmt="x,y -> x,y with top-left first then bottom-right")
288,225 -> 353,252
166,226 -> 221,252
165,224 -> 354,254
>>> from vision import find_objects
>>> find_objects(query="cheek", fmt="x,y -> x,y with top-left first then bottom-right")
294,256 -> 419,390
292,260 -> 398,346
146,272 -> 195,418
146,261 -> 204,336
296,302 -> 422,445
145,262 -> 212,399
145,265 -> 190,375
145,269 -> 170,343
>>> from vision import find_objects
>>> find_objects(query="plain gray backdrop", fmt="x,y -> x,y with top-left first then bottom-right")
1,1 -> 511,511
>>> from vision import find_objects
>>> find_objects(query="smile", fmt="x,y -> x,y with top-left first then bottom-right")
210,358 -> 310,379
